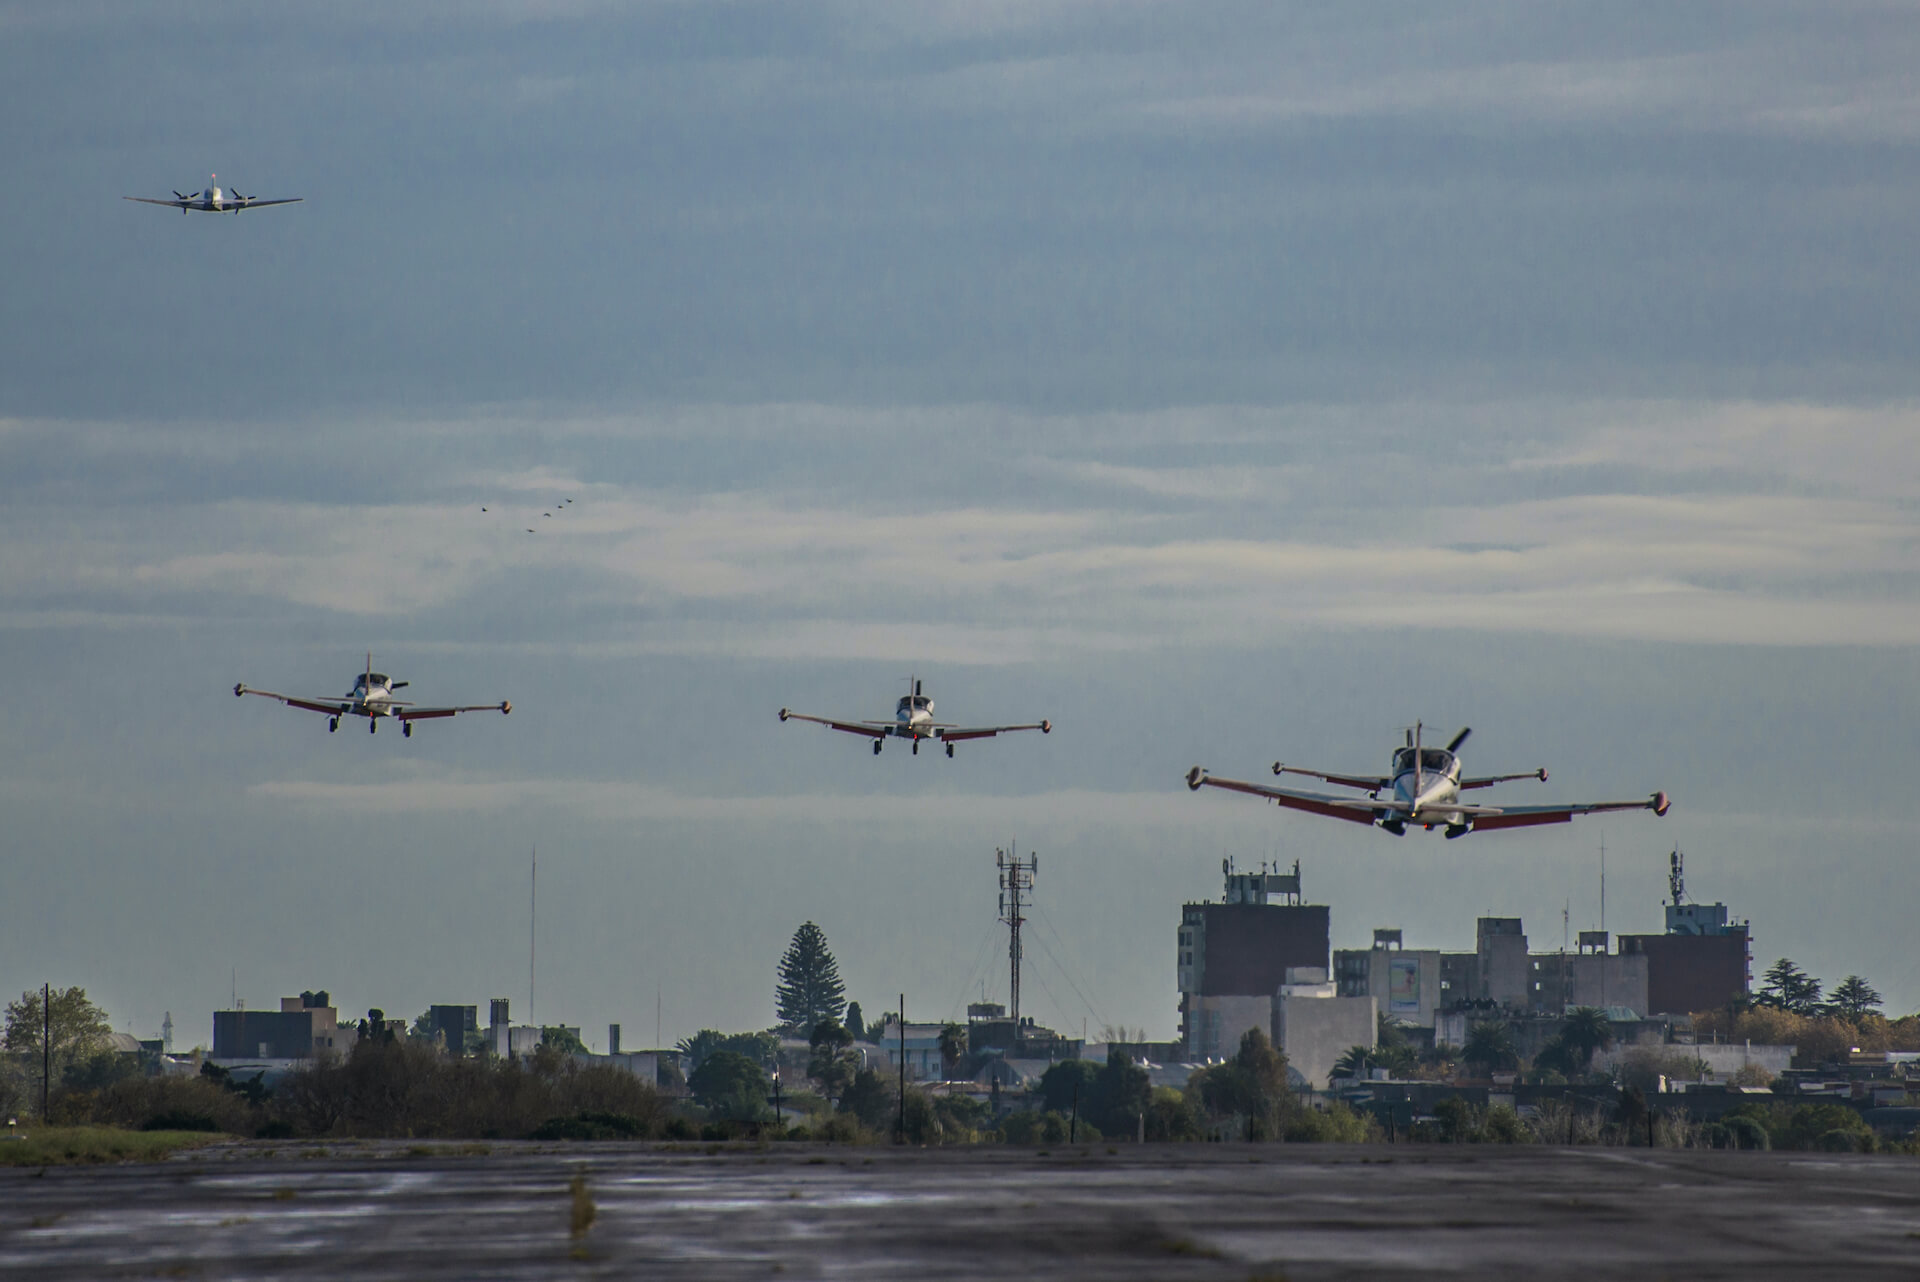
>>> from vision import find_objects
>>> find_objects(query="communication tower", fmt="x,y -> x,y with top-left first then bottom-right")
997,845 -> 1038,1026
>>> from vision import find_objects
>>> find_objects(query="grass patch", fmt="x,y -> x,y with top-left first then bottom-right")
0,1126 -> 228,1166
568,1173 -> 597,1239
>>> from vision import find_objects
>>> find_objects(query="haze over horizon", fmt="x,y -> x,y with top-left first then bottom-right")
4,2 -> 1917,1049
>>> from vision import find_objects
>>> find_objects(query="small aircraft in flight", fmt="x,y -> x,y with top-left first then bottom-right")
1186,723 -> 1668,838
779,679 -> 1051,756
125,175 -> 301,215
235,655 -> 510,737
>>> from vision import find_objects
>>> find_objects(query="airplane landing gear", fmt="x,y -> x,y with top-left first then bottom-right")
328,717 -> 338,733
872,740 -> 882,755
912,740 -> 919,755
1380,819 -> 1406,836
368,718 -> 377,734
946,743 -> 954,758
1444,824 -> 1469,840
403,722 -> 413,739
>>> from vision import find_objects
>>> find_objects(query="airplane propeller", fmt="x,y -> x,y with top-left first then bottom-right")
1446,727 -> 1472,754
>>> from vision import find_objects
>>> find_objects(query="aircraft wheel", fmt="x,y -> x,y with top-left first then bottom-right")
403,722 -> 412,739
369,718 -> 377,734
872,740 -> 882,755
328,717 -> 338,733
912,741 -> 919,755
946,743 -> 954,758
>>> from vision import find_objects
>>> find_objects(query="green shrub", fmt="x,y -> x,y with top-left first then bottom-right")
1480,1105 -> 1533,1145
530,1111 -> 651,1141
1283,1102 -> 1376,1143
1000,1109 -> 1102,1145
1814,1127 -> 1869,1153
139,1111 -> 218,1133
1145,1086 -> 1204,1141
1720,1116 -> 1771,1150
1782,1103 -> 1869,1152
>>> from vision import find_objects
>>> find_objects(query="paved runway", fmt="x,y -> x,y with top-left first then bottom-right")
4,1141 -> 1919,1279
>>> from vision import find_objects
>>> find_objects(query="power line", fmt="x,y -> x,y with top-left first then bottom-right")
1027,917 -> 1108,1032
1031,903 -> 1108,1031
945,920 -> 1001,1025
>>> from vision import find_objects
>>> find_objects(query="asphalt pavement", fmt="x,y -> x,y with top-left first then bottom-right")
3,1141 -> 1919,1280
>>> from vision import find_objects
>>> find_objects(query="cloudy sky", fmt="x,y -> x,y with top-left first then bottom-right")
4,2 -> 1918,1049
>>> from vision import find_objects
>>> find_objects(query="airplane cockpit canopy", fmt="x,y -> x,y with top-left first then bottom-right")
363,673 -> 388,688
897,695 -> 933,711
1393,747 -> 1454,773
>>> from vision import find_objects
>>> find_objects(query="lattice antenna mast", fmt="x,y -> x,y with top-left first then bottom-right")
997,845 -> 1038,1026
1668,848 -> 1686,905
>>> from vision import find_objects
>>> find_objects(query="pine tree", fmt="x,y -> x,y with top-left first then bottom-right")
1829,975 -> 1883,1021
774,921 -> 846,1036
1758,958 -> 1822,1015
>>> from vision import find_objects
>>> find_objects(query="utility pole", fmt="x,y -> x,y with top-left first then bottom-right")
997,846 -> 1038,1026
896,993 -> 906,1145
42,982 -> 51,1124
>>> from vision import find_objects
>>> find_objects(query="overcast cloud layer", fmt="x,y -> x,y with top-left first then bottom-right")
3,3 -> 1918,1047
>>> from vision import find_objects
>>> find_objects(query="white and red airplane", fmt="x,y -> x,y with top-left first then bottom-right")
779,678 -> 1050,757
125,175 -> 301,215
1187,723 -> 1668,838
235,655 -> 510,737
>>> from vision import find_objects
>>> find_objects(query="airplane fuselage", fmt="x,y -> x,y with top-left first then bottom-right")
891,698 -> 935,738
1378,746 -> 1465,830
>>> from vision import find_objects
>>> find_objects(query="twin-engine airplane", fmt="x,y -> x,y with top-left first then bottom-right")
1187,723 -> 1668,838
125,175 -> 301,214
235,655 -> 510,737
779,679 -> 1051,757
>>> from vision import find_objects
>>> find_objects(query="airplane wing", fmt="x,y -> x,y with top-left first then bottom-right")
1270,763 -> 1389,791
1185,769 -> 1383,825
394,701 -> 512,721
1466,793 -> 1670,830
124,197 -> 189,208
1187,767 -> 1670,833
778,709 -> 891,739
1460,769 -> 1549,790
237,198 -> 302,209
234,684 -> 349,716
935,720 -> 1051,743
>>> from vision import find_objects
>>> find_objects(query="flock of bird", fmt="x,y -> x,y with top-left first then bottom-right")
480,496 -> 574,533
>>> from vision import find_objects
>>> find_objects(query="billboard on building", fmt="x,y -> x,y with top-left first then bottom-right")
1388,956 -> 1421,1018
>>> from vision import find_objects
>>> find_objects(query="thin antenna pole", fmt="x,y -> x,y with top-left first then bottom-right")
43,982 -> 51,1124
1599,835 -> 1608,1011
656,982 -> 662,1051
998,845 -> 1037,1026
530,846 -> 537,1028
897,993 -> 906,1145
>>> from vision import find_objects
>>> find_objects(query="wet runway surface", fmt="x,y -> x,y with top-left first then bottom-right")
4,1141 -> 1919,1279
